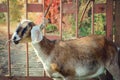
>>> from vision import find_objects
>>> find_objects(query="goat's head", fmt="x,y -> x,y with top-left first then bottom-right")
11,20 -> 45,44
11,0 -> 52,44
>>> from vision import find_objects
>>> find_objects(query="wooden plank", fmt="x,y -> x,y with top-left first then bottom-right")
63,3 -> 76,14
106,0 -> 113,41
0,76 -> 52,80
27,4 -> 43,12
46,35 -> 60,40
62,3 -> 106,14
94,3 -> 106,13
0,4 -> 7,12
115,0 -> 120,46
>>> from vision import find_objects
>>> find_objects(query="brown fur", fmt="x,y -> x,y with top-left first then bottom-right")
36,35 -> 119,80
11,21 -> 120,80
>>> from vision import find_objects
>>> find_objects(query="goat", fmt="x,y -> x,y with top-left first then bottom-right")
10,20 -> 120,80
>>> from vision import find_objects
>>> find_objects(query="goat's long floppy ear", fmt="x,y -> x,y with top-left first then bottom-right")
31,26 -> 43,43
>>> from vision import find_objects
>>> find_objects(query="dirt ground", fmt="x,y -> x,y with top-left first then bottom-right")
0,26 -> 44,77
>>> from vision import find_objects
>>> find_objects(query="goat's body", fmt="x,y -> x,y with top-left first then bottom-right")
31,35 -> 120,80
11,20 -> 120,80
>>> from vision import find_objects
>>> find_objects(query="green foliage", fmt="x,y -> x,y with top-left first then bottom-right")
94,14 -> 106,35
67,13 -> 106,37
79,17 -> 91,36
0,0 -> 23,23
95,0 -> 106,3
79,14 -> 106,36
0,0 -> 6,24
62,30 -> 75,40
68,15 -> 76,31
10,0 -> 23,22
0,13 -> 6,24
46,24 -> 57,33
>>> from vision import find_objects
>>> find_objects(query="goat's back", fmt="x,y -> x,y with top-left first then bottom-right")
54,35 -> 116,63
50,35 -> 117,78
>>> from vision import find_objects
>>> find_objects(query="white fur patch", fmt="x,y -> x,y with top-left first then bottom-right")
20,19 -> 32,24
11,32 -> 21,41
75,67 -> 88,77
75,66 -> 104,79
31,26 -> 43,44
31,43 -> 51,77
86,66 -> 104,79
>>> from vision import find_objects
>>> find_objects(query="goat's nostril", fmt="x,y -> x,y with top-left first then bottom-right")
13,36 -> 16,40
14,41 -> 19,44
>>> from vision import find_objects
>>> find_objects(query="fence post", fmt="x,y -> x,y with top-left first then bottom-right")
91,0 -> 95,34
76,0 -> 78,38
115,0 -> 120,46
25,0 -> 29,79
60,0 -> 62,40
106,0 -> 113,41
7,0 -> 11,77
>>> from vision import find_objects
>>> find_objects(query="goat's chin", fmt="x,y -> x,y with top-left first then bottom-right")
13,41 -> 19,44
19,38 -> 31,43
14,41 -> 31,44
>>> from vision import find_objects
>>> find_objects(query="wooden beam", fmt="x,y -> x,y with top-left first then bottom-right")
94,3 -> 106,13
0,76 -> 52,80
106,0 -> 113,41
27,4 -> 43,12
115,0 -> 120,46
0,4 -> 7,12
63,3 -> 106,14
26,3 -> 107,14
63,3 -> 76,14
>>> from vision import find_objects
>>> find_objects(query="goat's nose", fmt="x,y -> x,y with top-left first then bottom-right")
14,41 -> 19,44
13,36 -> 16,40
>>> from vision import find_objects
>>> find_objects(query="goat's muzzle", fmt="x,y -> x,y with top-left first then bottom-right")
13,40 -> 19,44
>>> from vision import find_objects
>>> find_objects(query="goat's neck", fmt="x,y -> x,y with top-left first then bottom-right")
40,36 -> 55,55
31,36 -> 55,63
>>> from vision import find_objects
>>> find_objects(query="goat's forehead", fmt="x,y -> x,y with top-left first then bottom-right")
20,20 -> 31,24
16,20 -> 32,29
20,20 -> 31,27
15,20 -> 32,31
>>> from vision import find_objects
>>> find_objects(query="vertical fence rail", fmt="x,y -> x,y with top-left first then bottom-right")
43,0 -> 46,36
26,43 -> 29,79
60,0 -> 62,40
76,0 -> 78,38
106,0 -> 113,41
25,0 -> 29,79
115,0 -> 120,46
91,0 -> 95,34
43,0 -> 47,76
7,0 -> 11,77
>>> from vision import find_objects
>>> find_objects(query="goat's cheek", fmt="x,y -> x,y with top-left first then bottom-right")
19,38 -> 29,43
17,38 -> 24,43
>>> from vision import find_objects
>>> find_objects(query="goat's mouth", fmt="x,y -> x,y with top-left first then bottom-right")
13,40 -> 20,44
